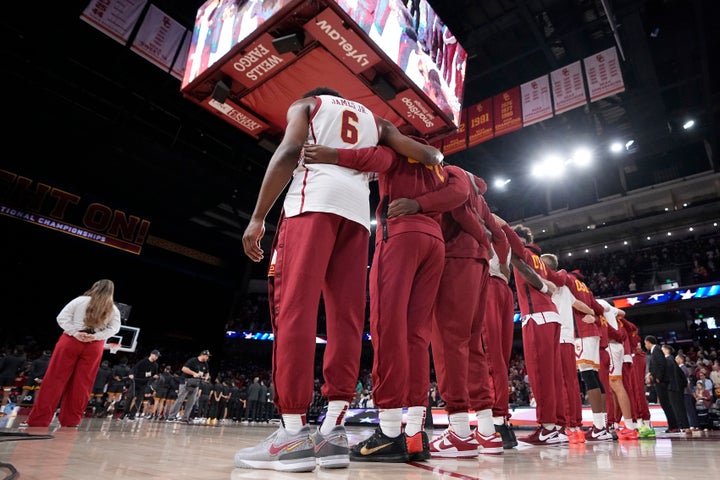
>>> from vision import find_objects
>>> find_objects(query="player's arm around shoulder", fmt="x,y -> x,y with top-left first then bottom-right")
376,117 -> 443,165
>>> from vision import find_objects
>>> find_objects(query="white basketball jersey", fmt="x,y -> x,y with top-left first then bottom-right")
282,95 -> 379,230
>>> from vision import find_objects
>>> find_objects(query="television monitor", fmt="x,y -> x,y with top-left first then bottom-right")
182,0 -> 466,139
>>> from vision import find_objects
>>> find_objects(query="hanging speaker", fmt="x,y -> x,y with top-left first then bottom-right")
272,32 -> 304,54
212,80 -> 230,104
372,75 -> 396,101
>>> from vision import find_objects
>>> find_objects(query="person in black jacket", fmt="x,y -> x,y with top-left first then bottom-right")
21,350 -> 51,406
91,359 -> 112,416
0,346 -> 27,408
152,365 -> 175,420
662,344 -> 690,433
644,335 -> 678,432
106,357 -> 132,416
124,350 -> 161,420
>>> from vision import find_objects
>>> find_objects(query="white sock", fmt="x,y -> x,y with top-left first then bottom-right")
449,412 -> 471,438
320,400 -> 349,436
592,413 -> 604,429
625,419 -> 636,430
492,416 -> 505,426
404,406 -> 426,437
542,423 -> 556,431
379,408 -> 403,438
282,414 -> 305,434
476,409 -> 495,436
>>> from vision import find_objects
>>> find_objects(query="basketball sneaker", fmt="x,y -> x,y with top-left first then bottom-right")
518,425 -> 561,445
616,427 -> 639,441
554,426 -> 569,444
349,427 -> 409,463
474,430 -> 504,454
405,431 -> 430,461
638,425 -> 656,438
429,428 -> 479,458
311,426 -> 349,469
494,424 -> 518,449
573,429 -> 587,444
233,425 -> 316,472
584,426 -> 614,442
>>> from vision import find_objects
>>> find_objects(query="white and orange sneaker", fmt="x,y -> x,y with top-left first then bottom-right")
429,428 -> 479,458
474,430 -> 503,454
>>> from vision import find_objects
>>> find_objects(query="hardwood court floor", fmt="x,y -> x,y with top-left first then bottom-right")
0,416 -> 718,480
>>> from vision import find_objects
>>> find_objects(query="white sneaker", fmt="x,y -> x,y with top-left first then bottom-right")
234,425 -> 316,472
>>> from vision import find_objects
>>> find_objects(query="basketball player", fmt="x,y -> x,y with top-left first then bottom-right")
480,231 -> 517,448
302,140 -> 466,463
597,298 -> 637,439
498,221 -> 569,445
237,87 -> 443,472
540,254 -> 595,444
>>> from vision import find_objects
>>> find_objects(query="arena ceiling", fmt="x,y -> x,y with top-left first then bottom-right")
3,0 -> 718,281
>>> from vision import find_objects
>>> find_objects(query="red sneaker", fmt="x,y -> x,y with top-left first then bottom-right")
474,431 -> 503,454
429,428 -> 478,458
518,425 -> 561,445
574,429 -> 587,444
616,427 -> 638,441
405,431 -> 430,461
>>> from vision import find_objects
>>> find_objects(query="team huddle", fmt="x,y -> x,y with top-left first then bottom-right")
236,87 -> 655,473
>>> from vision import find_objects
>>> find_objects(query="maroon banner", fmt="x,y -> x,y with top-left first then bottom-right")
441,109 -> 467,156
205,98 -> 269,138
304,8 -> 382,74
467,99 -> 494,147
493,87 -> 522,137
387,89 -> 443,135
221,33 -> 297,88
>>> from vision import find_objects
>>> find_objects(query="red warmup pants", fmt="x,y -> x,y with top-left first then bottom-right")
559,342 -> 583,428
27,334 -> 104,427
370,231 -> 445,409
480,276 -> 514,419
268,213 -> 369,414
631,354 -> 651,421
432,258 -> 490,414
522,319 -> 561,425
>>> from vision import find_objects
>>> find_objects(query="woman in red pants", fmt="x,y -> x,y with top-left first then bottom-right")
24,279 -> 121,427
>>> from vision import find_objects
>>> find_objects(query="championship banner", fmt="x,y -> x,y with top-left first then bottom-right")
206,98 -> 269,138
551,60 -> 587,114
441,109 -> 467,156
387,89 -> 442,135
171,31 -> 192,81
80,0 -> 147,45
304,8 -> 382,74
493,87 -> 522,137
467,98 -> 494,147
584,46 -> 625,102
221,33 -> 297,88
130,4 -> 186,71
521,74 -> 553,126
